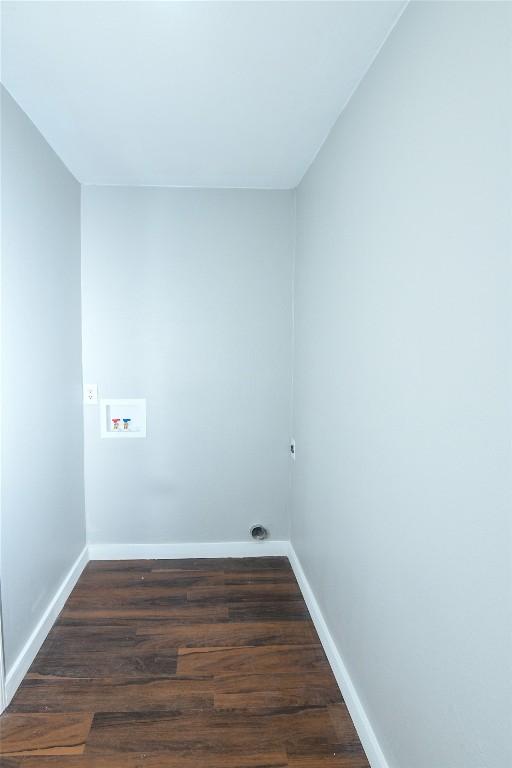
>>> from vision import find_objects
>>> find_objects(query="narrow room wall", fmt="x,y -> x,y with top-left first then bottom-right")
291,3 -> 512,768
1,88 -> 85,677
81,187 -> 294,548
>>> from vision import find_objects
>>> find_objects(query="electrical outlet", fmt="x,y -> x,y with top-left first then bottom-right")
84,383 -> 98,405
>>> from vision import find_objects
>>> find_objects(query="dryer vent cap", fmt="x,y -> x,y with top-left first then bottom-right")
250,524 -> 268,541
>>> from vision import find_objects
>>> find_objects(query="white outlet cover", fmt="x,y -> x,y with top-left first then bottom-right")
84,383 -> 98,405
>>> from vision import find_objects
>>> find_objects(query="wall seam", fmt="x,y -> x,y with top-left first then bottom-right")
79,184 -> 89,547
287,188 -> 297,540
296,0 -> 410,188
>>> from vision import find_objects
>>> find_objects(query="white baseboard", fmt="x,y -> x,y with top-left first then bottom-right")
287,543 -> 390,768
4,545 -> 89,708
87,539 -> 290,560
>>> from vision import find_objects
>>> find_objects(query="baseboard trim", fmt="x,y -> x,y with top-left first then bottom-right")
4,545 -> 89,707
287,543 -> 390,768
87,540 -> 290,560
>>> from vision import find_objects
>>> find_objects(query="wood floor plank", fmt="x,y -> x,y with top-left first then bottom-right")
28,629 -> 178,680
28,647 -> 178,679
228,600 -> 311,621
177,644 -> 328,677
84,708 -> 337,755
40,625 -> 136,648
69,584 -> 190,602
34,625 -> 137,663
64,591 -> 191,610
287,756 -> 370,767
24,624 -> 137,674
1,750 -> 288,767
214,671 -> 341,710
151,556 -> 291,572
187,582 -> 300,602
217,557 -> 292,572
77,569 -> 225,589
135,619 -> 319,646
223,571 -> 297,584
0,713 -> 93,756
8,677 -> 215,713
85,561 -> 154,573
60,604 -> 229,621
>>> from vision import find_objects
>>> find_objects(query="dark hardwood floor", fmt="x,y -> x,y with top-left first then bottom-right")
0,557 -> 369,767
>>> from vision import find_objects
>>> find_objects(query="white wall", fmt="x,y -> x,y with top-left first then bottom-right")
1,87 -> 85,672
81,187 -> 293,546
291,3 -> 512,768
